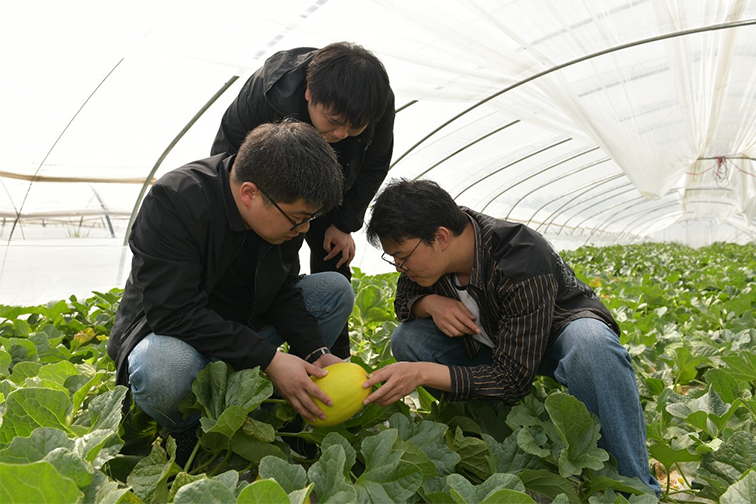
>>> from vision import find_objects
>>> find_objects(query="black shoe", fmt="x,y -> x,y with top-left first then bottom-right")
169,426 -> 199,469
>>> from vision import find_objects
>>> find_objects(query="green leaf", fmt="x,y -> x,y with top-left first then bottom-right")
173,479 -> 237,504
517,469 -> 580,504
201,405 -> 248,438
225,367 -> 273,410
44,447 -> 95,489
75,386 -> 128,432
167,472 -> 206,502
720,351 -> 756,385
258,455 -> 307,494
452,426 -> 494,480
0,460 -> 83,503
126,441 -> 179,503
228,431 -> 286,464
544,393 -> 609,478
517,425 -> 551,458
480,489 -> 536,503
0,349 -> 11,376
0,427 -> 74,463
355,429 -> 423,502
720,471 -> 756,504
0,387 -> 73,442
76,428 -> 125,468
8,360 -> 42,384
699,431 -> 756,486
447,472 -> 528,503
647,444 -> 701,471
389,413 -> 460,476
235,479 -> 289,503
705,368 -> 741,404
483,433 -> 545,474
71,371 -> 108,415
321,432 -> 357,477
307,444 -> 356,503
241,417 -> 276,443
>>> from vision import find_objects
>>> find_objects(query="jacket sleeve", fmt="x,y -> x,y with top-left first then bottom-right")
263,248 -> 329,359
211,71 -> 279,156
393,272 -> 434,322
129,183 -> 280,371
447,273 -> 557,402
330,96 -> 395,233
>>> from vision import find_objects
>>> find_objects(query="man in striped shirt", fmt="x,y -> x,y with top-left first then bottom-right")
361,178 -> 660,496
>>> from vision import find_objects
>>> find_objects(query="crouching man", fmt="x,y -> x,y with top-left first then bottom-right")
108,121 -> 352,458
361,178 -> 660,496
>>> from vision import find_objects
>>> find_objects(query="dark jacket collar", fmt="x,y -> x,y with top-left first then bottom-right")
219,154 -> 248,233
461,207 -> 489,292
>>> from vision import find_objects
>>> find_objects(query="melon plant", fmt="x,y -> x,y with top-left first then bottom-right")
306,362 -> 371,427
0,243 -> 754,503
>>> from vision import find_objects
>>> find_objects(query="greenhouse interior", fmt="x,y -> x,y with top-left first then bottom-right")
2,0 -> 754,305
1,1 -> 755,503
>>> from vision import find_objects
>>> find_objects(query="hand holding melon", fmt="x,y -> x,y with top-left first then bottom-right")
305,362 -> 371,427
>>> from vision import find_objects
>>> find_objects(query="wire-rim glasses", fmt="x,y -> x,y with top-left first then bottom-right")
257,186 -> 319,231
381,238 -> 422,271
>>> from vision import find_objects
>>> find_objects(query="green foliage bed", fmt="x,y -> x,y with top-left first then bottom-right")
0,242 -> 754,503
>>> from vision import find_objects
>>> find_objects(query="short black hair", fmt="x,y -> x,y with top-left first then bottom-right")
232,120 -> 343,212
366,179 -> 468,247
306,42 -> 390,129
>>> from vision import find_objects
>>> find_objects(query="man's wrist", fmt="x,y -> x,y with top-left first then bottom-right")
304,346 -> 330,364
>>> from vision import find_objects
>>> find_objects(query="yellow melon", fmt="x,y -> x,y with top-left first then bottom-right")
306,362 -> 371,427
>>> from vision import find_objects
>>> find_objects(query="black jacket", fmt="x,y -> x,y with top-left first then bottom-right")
107,154 -> 328,386
211,47 -> 395,233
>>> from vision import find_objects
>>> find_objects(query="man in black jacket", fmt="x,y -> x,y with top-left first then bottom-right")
212,42 -> 395,358
108,121 -> 353,437
361,179 -> 661,497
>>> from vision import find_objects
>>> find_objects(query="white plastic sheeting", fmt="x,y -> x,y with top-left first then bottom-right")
1,0 -> 755,304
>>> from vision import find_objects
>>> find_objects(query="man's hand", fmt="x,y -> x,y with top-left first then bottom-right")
264,352 -> 334,423
361,362 -> 451,406
416,295 -> 480,337
313,352 -> 342,368
322,225 -> 356,268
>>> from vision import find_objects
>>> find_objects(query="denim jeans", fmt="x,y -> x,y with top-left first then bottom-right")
391,317 -> 661,496
127,272 -> 354,432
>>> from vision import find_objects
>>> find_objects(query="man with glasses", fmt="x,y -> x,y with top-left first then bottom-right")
211,42 -> 395,359
108,121 -> 353,464
361,179 -> 661,497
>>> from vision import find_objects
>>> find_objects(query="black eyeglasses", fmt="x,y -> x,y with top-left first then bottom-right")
381,238 -> 422,271
257,186 -> 319,231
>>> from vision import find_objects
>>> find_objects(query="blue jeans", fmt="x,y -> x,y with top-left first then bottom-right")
392,317 -> 661,496
127,272 -> 353,431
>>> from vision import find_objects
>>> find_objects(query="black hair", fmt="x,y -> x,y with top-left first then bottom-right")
366,179 -> 468,247
306,42 -> 390,128
232,120 -> 343,212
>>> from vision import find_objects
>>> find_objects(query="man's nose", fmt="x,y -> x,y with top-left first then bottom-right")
332,126 -> 349,139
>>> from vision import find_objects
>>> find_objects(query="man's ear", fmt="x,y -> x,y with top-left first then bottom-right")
304,85 -> 312,103
239,182 -> 260,207
435,227 -> 453,251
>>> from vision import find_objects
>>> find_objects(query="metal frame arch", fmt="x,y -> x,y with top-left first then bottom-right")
479,146 -> 600,213
575,195 -> 650,238
412,120 -> 520,180
454,138 -> 572,200
541,182 -> 636,234
123,76 -> 239,245
389,19 -> 756,170
551,182 -> 635,234
582,199 -> 679,244
610,202 -> 684,242
507,169 -> 620,222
